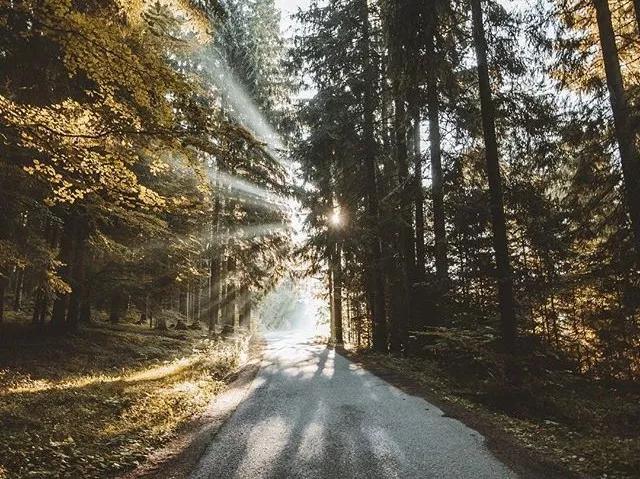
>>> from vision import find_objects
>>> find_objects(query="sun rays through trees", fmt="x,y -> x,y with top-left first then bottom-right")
1,0 -> 640,477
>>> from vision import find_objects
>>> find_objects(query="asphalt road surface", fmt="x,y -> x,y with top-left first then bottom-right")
190,332 -> 517,479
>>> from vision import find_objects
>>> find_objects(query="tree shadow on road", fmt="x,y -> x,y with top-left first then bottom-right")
190,338 -> 514,479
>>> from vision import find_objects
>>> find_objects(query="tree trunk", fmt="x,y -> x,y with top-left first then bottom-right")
412,112 -> 425,280
387,258 -> 407,353
187,285 -> 191,323
196,280 -> 202,325
359,0 -> 388,353
332,241 -> 344,345
32,219 -> 54,325
409,106 -> 428,332
32,288 -> 47,325
79,291 -> 91,323
592,0 -> 640,258
209,200 -> 223,335
391,94 -> 411,353
222,251 -> 236,335
239,283 -> 250,330
156,309 -> 167,330
470,0 -> 518,353
209,253 -> 222,334
66,215 -> 88,330
634,0 -> 640,35
12,268 -> 24,311
406,4 -> 425,285
229,280 -> 237,333
109,291 -> 123,323
426,22 -> 448,287
388,0 -> 412,354
393,94 -> 415,280
179,288 -> 187,317
51,216 -> 75,331
0,275 -> 6,325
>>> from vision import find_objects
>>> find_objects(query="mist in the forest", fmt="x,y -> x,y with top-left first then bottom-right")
257,276 -> 329,337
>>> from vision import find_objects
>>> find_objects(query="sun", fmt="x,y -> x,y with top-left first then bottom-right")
329,209 -> 342,227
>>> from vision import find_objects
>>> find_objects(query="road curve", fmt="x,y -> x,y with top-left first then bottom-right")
190,332 -> 517,479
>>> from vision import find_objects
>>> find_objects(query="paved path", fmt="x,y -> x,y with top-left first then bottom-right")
190,332 -> 517,479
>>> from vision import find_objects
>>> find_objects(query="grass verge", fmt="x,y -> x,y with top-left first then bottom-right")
0,320 -> 249,479
347,328 -> 640,479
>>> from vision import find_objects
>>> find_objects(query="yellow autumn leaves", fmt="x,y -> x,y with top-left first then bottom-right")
557,0 -> 639,91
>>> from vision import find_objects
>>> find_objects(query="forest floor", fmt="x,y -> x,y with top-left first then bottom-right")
0,312 -> 250,479
345,328 -> 640,479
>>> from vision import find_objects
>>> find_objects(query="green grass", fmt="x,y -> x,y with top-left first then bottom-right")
0,318 -> 249,479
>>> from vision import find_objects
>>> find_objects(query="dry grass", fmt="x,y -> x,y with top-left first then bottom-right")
0,319 -> 249,479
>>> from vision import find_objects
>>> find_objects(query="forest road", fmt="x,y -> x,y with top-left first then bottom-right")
189,331 -> 518,479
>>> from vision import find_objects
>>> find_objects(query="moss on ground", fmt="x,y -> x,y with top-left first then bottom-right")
0,319 -> 249,479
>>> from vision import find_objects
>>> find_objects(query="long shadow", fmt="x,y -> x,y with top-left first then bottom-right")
191,335 -> 515,479
190,341 -> 394,479
190,343 -> 327,478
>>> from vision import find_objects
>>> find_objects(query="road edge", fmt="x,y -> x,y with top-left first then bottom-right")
336,347 -> 588,479
119,335 -> 265,479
